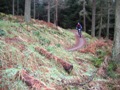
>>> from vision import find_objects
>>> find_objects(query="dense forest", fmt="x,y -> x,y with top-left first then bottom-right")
0,0 -> 120,90
0,0 -> 116,39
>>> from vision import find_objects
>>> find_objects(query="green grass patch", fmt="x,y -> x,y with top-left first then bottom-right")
55,43 -> 61,47
91,57 -> 103,68
107,61 -> 117,78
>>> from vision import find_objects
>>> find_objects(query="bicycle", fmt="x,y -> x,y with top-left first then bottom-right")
77,28 -> 82,38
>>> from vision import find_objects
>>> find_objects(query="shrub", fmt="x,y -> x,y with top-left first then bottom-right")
33,31 -> 40,37
56,43 -> 61,47
0,13 -> 6,20
96,49 -> 106,59
107,61 -> 117,78
91,57 -> 103,68
39,36 -> 50,45
0,29 -> 6,36
46,46 -> 54,52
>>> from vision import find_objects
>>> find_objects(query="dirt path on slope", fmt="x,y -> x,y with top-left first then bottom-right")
66,30 -> 86,51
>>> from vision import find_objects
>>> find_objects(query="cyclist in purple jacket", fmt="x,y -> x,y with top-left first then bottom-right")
76,22 -> 82,38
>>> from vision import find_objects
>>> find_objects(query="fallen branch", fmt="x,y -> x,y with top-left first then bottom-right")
17,69 -> 54,90
35,47 -> 73,74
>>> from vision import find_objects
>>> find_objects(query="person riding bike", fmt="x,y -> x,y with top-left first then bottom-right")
76,22 -> 82,38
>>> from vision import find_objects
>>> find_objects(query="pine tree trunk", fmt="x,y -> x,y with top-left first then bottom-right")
106,1 -> 110,39
12,0 -> 15,16
47,0 -> 50,22
83,0 -> 86,32
55,0 -> 58,26
112,0 -> 120,62
98,15 -> 103,38
91,0 -> 96,37
98,6 -> 103,38
24,0 -> 31,22
17,0 -> 19,15
33,0 -> 36,19
54,12 -> 55,24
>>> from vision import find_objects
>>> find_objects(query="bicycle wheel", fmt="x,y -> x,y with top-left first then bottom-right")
78,30 -> 81,38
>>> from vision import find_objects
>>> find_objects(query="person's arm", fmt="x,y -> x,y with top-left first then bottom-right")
80,25 -> 82,30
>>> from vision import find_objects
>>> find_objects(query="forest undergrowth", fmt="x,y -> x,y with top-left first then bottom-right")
0,13 -> 119,90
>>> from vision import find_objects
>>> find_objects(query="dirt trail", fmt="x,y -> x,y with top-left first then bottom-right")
66,30 -> 85,51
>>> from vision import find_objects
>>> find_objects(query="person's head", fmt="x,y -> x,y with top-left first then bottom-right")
77,22 -> 80,25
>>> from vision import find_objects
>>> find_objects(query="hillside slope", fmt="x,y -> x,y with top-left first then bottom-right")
0,13 -> 118,90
